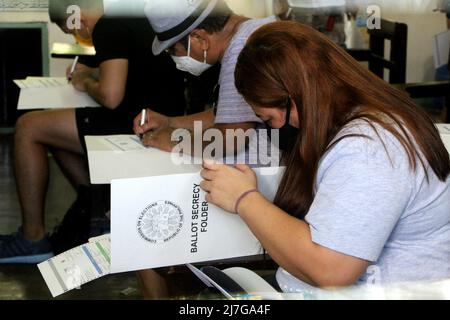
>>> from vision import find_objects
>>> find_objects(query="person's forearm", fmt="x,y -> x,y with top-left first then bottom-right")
237,192 -> 327,287
169,108 -> 215,130
83,77 -> 107,107
83,77 -> 120,109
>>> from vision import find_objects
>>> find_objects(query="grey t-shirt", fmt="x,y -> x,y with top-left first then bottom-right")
215,16 -> 276,125
215,16 -> 277,166
276,120 -> 450,293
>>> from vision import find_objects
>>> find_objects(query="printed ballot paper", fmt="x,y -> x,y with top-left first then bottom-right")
110,167 -> 284,274
38,234 -> 111,297
15,77 -> 100,110
85,135 -> 201,184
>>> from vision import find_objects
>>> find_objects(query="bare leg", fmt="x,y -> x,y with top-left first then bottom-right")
51,149 -> 90,189
136,269 -> 170,300
14,109 -> 84,241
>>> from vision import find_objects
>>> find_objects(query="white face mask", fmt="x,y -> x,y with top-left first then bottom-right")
171,36 -> 213,76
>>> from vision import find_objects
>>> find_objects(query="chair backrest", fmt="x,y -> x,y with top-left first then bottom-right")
368,19 -> 408,84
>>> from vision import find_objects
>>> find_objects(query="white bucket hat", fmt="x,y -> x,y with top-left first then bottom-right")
145,0 -> 219,55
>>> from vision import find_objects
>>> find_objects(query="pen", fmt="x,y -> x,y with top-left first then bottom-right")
68,56 -> 79,83
140,109 -> 146,126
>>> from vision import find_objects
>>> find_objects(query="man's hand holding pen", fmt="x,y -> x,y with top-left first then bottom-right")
133,109 -> 176,151
133,109 -> 171,138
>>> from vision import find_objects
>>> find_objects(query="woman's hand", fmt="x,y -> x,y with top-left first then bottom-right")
200,161 -> 258,214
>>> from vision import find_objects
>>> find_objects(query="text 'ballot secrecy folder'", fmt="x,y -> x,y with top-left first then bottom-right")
15,77 -> 101,110
110,167 -> 284,274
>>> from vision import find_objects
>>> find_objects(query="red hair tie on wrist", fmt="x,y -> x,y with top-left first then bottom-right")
234,189 -> 258,214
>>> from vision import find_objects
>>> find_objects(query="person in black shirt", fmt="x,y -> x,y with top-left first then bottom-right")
0,0 -> 186,265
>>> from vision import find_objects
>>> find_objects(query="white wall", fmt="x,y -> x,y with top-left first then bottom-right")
229,0 -> 450,82
0,0 -> 273,77
383,12 -> 448,82
2,1 -> 448,82
227,0 -> 272,18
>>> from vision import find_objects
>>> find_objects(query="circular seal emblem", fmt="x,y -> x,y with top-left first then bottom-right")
137,200 -> 183,244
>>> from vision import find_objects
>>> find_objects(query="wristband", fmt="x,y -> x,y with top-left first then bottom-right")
235,189 -> 259,214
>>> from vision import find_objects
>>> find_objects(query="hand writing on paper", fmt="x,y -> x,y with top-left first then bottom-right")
200,161 -> 258,214
70,68 -> 95,92
141,127 -> 177,152
66,63 -> 89,80
133,109 -> 171,137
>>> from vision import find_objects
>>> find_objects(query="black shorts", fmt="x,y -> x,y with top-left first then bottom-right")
76,107 -> 137,153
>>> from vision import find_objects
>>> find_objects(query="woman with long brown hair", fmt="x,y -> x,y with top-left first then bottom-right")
200,21 -> 450,291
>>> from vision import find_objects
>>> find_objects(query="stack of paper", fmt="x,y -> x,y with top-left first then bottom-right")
14,77 -> 68,89
15,77 -> 101,110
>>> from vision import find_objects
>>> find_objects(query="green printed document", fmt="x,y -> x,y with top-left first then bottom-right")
38,235 -> 110,297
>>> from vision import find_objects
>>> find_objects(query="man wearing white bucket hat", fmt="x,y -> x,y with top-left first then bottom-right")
134,0 -> 276,298
134,0 -> 276,159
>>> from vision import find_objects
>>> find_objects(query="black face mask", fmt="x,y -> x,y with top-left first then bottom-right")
268,100 -> 299,151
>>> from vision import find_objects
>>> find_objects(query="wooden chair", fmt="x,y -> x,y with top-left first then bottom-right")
368,19 -> 408,84
353,18 -> 408,84
354,19 -> 449,122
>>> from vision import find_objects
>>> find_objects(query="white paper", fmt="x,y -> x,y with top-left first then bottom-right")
110,168 -> 283,274
85,135 -> 202,184
17,76 -> 101,110
38,236 -> 111,297
14,77 -> 67,89
437,124 -> 450,153
433,30 -> 450,69
437,123 -> 450,135
103,136 -> 147,151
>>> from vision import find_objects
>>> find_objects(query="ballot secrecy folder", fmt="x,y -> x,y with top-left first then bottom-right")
110,167 -> 284,274
15,77 -> 101,110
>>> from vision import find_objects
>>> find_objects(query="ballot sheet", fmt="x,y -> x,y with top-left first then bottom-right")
14,77 -> 68,89
85,135 -> 202,184
38,235 -> 111,297
110,167 -> 284,274
16,77 -> 101,110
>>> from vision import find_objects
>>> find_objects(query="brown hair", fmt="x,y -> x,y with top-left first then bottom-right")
235,21 -> 450,219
